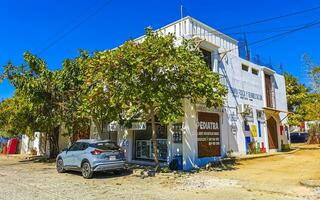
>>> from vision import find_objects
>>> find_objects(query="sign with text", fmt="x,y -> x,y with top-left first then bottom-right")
197,112 -> 221,158
230,87 -> 263,101
130,122 -> 147,130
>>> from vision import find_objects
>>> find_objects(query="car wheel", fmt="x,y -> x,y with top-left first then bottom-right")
81,161 -> 93,179
56,158 -> 65,173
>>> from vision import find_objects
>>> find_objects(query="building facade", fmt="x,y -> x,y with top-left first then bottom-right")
90,16 -> 290,170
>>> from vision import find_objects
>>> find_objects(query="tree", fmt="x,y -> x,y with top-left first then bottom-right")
1,52 -> 63,156
87,29 -> 227,168
0,51 -> 94,156
304,54 -> 320,93
301,93 -> 320,121
56,51 -> 91,138
0,95 -> 36,138
284,72 -> 308,126
301,54 -> 320,121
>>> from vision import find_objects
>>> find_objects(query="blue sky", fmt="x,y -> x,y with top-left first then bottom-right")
1,0 -> 320,99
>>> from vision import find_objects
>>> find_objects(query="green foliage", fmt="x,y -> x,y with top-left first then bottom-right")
1,28 -> 227,161
87,28 -> 227,126
0,96 -> 35,137
304,54 -> 320,93
301,54 -> 320,121
284,72 -> 308,125
0,52 -> 91,156
301,93 -> 320,121
86,28 -> 227,164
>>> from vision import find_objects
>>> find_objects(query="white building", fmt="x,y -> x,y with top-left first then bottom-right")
91,16 -> 290,170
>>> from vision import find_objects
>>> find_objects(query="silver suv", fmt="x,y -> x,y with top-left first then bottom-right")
56,139 -> 126,179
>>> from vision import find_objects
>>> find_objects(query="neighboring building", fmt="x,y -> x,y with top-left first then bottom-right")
90,16 -> 290,170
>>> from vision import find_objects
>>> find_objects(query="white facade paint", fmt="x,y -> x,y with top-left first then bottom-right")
91,16 -> 289,171
20,132 -> 46,155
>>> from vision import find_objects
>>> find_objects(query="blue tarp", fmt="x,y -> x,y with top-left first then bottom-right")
0,136 -> 8,144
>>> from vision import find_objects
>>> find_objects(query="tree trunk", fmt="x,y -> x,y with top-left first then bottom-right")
49,127 -> 60,159
44,132 -> 48,157
92,118 -> 104,139
151,109 -> 159,169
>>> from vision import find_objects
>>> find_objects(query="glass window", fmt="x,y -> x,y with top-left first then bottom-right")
69,142 -> 82,151
244,120 -> 250,131
242,64 -> 249,72
79,143 -> 89,151
257,110 -> 265,121
200,48 -> 212,69
91,142 -> 119,151
252,68 -> 259,75
172,123 -> 183,143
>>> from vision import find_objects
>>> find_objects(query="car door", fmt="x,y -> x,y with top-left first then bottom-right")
64,142 -> 81,167
73,142 -> 89,168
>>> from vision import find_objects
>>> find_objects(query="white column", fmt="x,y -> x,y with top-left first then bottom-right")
212,50 -> 219,73
182,100 -> 198,170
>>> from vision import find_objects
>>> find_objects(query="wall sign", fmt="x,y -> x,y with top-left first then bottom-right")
231,87 -> 263,101
251,125 -> 257,137
105,122 -> 119,132
131,122 -> 147,130
196,104 -> 224,113
197,112 -> 221,158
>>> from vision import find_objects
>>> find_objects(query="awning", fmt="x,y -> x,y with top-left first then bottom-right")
263,107 -> 292,114
263,107 -> 293,122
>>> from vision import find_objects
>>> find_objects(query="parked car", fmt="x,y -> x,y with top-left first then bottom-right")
290,132 -> 309,143
56,139 -> 126,179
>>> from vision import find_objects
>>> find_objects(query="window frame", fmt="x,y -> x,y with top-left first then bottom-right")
200,48 -> 212,70
241,64 -> 249,72
252,68 -> 259,76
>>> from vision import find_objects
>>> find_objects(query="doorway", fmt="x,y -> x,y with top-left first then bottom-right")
267,117 -> 278,149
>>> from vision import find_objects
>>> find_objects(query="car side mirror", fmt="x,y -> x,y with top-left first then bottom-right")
62,148 -> 69,152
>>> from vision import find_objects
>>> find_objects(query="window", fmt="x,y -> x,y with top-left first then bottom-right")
200,48 -> 212,69
252,68 -> 259,76
172,123 -> 183,143
91,142 -> 119,151
256,110 -> 265,121
69,142 -> 82,151
242,64 -> 249,72
244,120 -> 250,131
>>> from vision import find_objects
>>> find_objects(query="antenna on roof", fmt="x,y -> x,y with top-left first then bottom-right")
180,5 -> 184,20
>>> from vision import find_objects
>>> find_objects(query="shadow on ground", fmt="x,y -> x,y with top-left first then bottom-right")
64,170 -> 133,179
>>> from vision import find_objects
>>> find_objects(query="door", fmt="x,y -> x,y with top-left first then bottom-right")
265,74 -> 273,108
267,117 -> 278,149
73,143 -> 89,167
245,136 -> 251,154
64,142 -> 81,166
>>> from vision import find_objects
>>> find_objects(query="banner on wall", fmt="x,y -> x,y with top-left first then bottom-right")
197,112 -> 221,158
251,125 -> 257,137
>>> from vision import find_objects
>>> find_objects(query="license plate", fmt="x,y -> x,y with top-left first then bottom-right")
109,156 -> 116,160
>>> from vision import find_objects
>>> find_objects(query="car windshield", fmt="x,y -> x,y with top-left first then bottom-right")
92,142 -> 119,151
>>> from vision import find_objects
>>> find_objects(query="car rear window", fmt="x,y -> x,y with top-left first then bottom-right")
92,142 -> 119,150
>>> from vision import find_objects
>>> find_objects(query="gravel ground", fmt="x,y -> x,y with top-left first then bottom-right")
0,149 -> 319,200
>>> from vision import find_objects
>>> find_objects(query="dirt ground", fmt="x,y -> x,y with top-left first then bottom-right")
0,148 -> 320,200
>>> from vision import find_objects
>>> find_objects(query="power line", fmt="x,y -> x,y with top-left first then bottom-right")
220,5 -> 320,31
36,0 -> 112,55
227,24 -> 320,35
185,20 -> 320,39
219,19 -> 320,55
33,0 -> 102,53
249,20 -> 320,46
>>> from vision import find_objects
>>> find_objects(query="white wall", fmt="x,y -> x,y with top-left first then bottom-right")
106,16 -> 289,170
